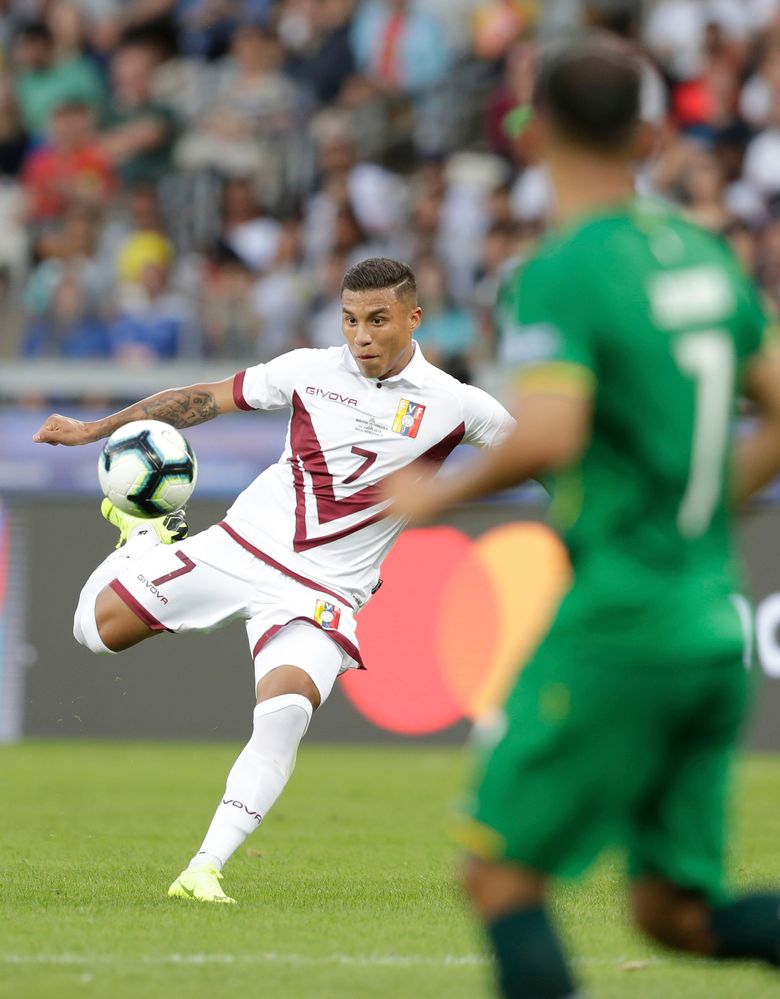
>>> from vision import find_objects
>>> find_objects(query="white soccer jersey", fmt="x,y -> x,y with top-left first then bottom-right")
222,343 -> 513,609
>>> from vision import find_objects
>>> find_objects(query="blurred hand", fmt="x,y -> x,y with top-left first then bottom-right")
33,414 -> 94,446
383,467 -> 444,526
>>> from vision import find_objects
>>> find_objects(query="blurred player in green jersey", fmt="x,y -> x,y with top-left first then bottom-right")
389,39 -> 780,999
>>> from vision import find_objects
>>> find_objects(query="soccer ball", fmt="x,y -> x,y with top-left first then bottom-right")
98,420 -> 197,517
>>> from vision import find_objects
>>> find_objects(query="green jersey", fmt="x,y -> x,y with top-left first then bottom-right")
500,201 -> 767,659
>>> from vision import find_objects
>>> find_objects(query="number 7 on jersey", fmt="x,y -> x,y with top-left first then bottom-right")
673,330 -> 735,539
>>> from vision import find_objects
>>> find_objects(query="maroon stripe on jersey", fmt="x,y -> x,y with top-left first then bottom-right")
290,391 -> 385,525
109,579 -> 169,632
294,510 -> 388,552
252,616 -> 365,669
287,391 -> 466,553
217,521 -> 354,608
232,370 -> 255,411
412,421 -> 466,467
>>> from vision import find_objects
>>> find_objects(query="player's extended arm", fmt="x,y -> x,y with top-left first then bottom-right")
387,392 -> 591,523
732,348 -> 780,505
32,376 -> 241,447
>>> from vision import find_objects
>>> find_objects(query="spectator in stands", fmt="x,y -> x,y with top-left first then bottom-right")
302,109 -> 405,263
116,229 -> 175,291
414,252 -> 478,378
109,251 -> 199,361
24,208 -> 113,320
670,26 -> 745,141
218,174 -> 281,272
10,20 -> 105,139
199,247 -> 260,359
472,217 -> 526,354
175,0 -> 274,59
330,202 -> 381,262
0,77 -> 28,178
401,157 -> 446,260
483,41 -> 536,159
99,41 -> 178,188
744,88 -> 780,200
100,183 -> 170,277
22,100 -> 116,224
306,250 -> 347,348
249,217 -> 312,358
350,0 -> 451,94
211,22 -> 305,131
740,35 -> 780,129
471,0 -> 534,64
175,23 -> 306,192
285,0 -> 357,104
48,1 -> 91,62
679,146 -> 734,231
22,272 -> 111,358
349,0 -> 453,153
437,151 -> 509,300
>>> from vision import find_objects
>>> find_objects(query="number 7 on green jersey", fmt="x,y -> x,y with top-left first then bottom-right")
673,330 -> 735,539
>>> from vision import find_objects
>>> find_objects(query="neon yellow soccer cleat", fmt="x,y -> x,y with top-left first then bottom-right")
167,866 -> 237,904
101,498 -> 189,549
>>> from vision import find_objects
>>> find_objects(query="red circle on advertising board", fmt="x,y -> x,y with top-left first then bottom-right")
342,527 -> 473,735
435,542 -> 501,713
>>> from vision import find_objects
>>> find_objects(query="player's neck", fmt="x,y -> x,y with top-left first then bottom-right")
380,342 -> 416,380
548,147 -> 635,229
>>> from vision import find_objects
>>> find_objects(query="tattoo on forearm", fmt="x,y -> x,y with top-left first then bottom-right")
139,389 -> 219,428
102,389 -> 220,439
139,390 -> 219,428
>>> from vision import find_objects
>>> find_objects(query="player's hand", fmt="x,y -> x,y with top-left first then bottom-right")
383,467 -> 446,525
33,414 -> 95,446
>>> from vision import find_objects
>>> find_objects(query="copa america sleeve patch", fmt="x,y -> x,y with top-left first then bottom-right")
314,600 -> 341,630
392,399 -> 426,438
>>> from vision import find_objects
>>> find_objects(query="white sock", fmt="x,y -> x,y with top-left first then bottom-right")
188,694 -> 313,870
73,527 -> 161,654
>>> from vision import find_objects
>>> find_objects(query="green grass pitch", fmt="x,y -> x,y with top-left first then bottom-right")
1,742 -> 778,999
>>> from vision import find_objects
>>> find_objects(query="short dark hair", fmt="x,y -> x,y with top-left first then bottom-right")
340,257 -> 416,301
534,40 -> 641,153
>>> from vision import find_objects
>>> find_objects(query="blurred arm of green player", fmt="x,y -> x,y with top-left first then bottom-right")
386,389 -> 591,523
733,344 -> 780,505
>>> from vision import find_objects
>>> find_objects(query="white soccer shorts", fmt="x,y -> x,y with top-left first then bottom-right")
107,524 -> 363,698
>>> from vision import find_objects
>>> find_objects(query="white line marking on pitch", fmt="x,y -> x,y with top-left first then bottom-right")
1,953 -> 665,969
2,954 -> 483,969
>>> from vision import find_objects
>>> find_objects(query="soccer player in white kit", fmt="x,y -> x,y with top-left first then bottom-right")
33,258 -> 513,903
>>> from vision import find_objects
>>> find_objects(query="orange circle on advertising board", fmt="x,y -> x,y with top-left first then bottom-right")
341,523 -> 571,734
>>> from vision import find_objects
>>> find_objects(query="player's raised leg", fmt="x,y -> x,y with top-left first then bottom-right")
168,622 -> 343,904
72,500 -> 188,654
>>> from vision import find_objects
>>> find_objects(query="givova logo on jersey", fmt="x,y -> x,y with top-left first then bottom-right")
392,399 -> 426,438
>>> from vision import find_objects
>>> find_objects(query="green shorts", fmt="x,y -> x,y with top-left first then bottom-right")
455,631 -> 750,904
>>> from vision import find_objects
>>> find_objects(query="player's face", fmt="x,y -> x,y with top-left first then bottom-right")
341,288 -> 422,380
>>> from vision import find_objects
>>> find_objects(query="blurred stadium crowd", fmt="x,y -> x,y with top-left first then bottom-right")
1,0 -> 780,387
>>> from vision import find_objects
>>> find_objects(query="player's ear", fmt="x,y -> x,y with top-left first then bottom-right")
409,306 -> 423,333
632,120 -> 659,163
514,112 -> 545,162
